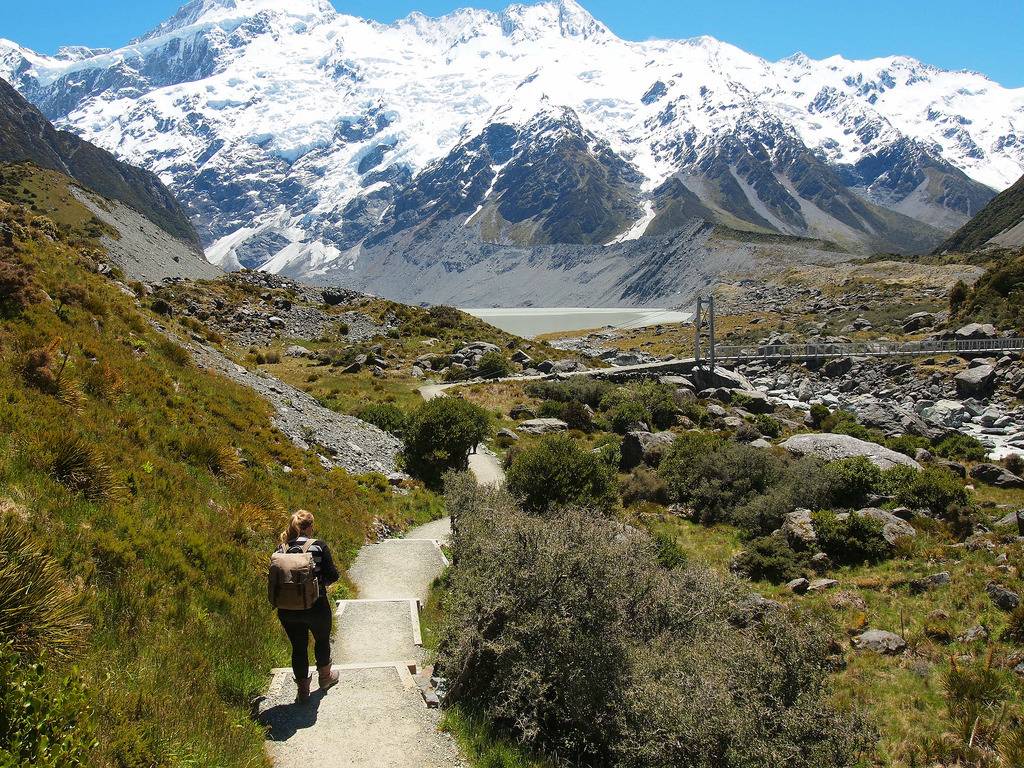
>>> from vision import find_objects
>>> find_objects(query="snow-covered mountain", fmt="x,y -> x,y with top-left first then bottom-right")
3,0 -> 1023,290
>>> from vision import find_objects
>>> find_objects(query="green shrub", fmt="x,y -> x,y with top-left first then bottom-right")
934,433 -> 988,462
1005,453 -> 1024,476
824,456 -> 883,508
812,511 -> 889,566
874,468 -> 914,506
887,434 -> 929,458
653,531 -> 688,570
0,646 -> 96,767
894,468 -> 971,517
820,409 -> 876,441
809,403 -> 830,427
505,435 -> 618,513
732,536 -> 809,584
526,378 -> 615,408
478,351 -> 513,379
600,382 -> 678,433
560,401 -> 595,433
404,397 -> 491,487
440,486 -> 873,768
428,305 -> 463,329
753,414 -> 782,439
0,255 -> 38,316
357,402 -> 409,437
621,466 -> 669,507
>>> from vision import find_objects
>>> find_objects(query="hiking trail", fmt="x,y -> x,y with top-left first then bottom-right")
259,388 -> 504,766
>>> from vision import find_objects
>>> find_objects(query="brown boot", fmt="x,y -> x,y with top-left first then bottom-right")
317,664 -> 339,692
295,675 -> 312,704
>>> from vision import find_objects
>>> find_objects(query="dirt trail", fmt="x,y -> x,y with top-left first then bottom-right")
260,386 -> 502,766
260,517 -> 462,767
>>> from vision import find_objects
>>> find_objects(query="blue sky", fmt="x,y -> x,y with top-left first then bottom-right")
4,0 -> 1022,86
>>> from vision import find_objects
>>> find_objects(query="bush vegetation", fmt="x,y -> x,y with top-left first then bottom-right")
439,474 -> 874,768
731,536 -> 809,584
505,435 -> 618,513
404,397 -> 491,487
357,402 -> 409,437
811,511 -> 889,566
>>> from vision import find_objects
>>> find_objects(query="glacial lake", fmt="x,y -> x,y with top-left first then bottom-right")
461,308 -> 693,339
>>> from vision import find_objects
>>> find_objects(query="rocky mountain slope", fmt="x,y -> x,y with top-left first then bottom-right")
2,0 -> 1021,290
0,77 -> 202,250
939,173 -> 1024,252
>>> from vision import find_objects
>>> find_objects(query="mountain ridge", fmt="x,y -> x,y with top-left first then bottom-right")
2,0 -> 1021,296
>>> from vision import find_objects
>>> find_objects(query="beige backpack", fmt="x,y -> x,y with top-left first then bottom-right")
268,539 -> 320,610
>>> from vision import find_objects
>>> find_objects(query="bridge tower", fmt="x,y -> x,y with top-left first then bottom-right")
693,295 -> 716,370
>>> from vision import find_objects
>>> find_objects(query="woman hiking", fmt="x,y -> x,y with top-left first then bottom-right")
275,510 -> 341,703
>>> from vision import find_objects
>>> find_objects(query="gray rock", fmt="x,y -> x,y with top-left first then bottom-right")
780,433 -> 921,471
936,459 -> 968,478
986,582 -> 1021,611
955,365 -> 996,398
920,399 -> 969,429
810,552 -> 832,573
807,578 -> 839,593
620,431 -> 677,470
954,323 -> 998,340
737,390 -> 774,414
822,357 -> 854,378
536,360 -> 555,374
787,578 -> 810,595
731,595 -> 785,628
781,509 -> 817,547
285,344 -> 310,358
853,398 -> 943,440
909,572 -> 951,593
510,350 -> 533,365
970,463 -> 1023,488
509,405 -> 537,420
854,508 -> 917,546
797,379 -> 814,402
496,428 -> 519,442
852,629 -> 907,655
553,359 -> 585,374
410,366 -> 425,379
902,312 -> 935,332
517,418 -> 569,435
959,625 -> 989,643
690,366 -> 755,393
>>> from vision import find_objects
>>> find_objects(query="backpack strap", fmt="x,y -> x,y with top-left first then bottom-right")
301,538 -> 317,553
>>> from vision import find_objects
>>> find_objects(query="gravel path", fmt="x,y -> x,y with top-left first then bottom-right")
260,515 -> 462,766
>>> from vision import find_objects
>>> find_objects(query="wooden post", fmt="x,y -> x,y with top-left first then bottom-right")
708,295 -> 716,374
1017,509 -> 1024,537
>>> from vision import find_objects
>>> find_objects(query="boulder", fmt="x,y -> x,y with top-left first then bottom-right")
954,323 -> 998,340
285,345 -> 310,358
955,365 -> 996,398
690,366 -> 755,393
268,315 -> 286,329
797,379 -> 814,402
920,399 -> 969,429
909,572 -> 951,594
780,433 -> 921,471
986,582 -> 1021,611
902,312 -> 936,332
737,390 -> 774,414
780,509 -> 817,548
936,459 -> 968,478
852,398 -> 943,440
510,350 -> 533,365
959,625 -> 989,643
787,578 -> 810,595
553,359 -> 585,374
854,508 -> 917,546
807,578 -> 839,593
517,418 -> 569,435
620,431 -> 677,470
970,463 -> 1023,488
821,357 -> 854,378
509,405 -> 537,420
852,629 -> 907,655
730,595 -> 785,628
496,428 -> 520,442
536,360 -> 555,374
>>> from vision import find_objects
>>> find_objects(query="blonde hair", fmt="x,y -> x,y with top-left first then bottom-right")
281,510 -> 315,546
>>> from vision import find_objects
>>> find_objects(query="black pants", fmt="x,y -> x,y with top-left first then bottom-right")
278,597 -> 332,680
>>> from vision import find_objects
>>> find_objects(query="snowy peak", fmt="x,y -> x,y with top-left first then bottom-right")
140,0 -> 336,41
500,0 -> 611,41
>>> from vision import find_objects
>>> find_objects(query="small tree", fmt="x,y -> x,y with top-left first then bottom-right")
477,351 -> 513,379
506,434 -> 618,513
404,397 -> 490,487
949,280 -> 970,315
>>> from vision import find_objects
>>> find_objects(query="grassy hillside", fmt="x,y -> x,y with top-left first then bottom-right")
0,78 -> 200,250
939,174 -> 1024,254
0,183 -> 441,765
